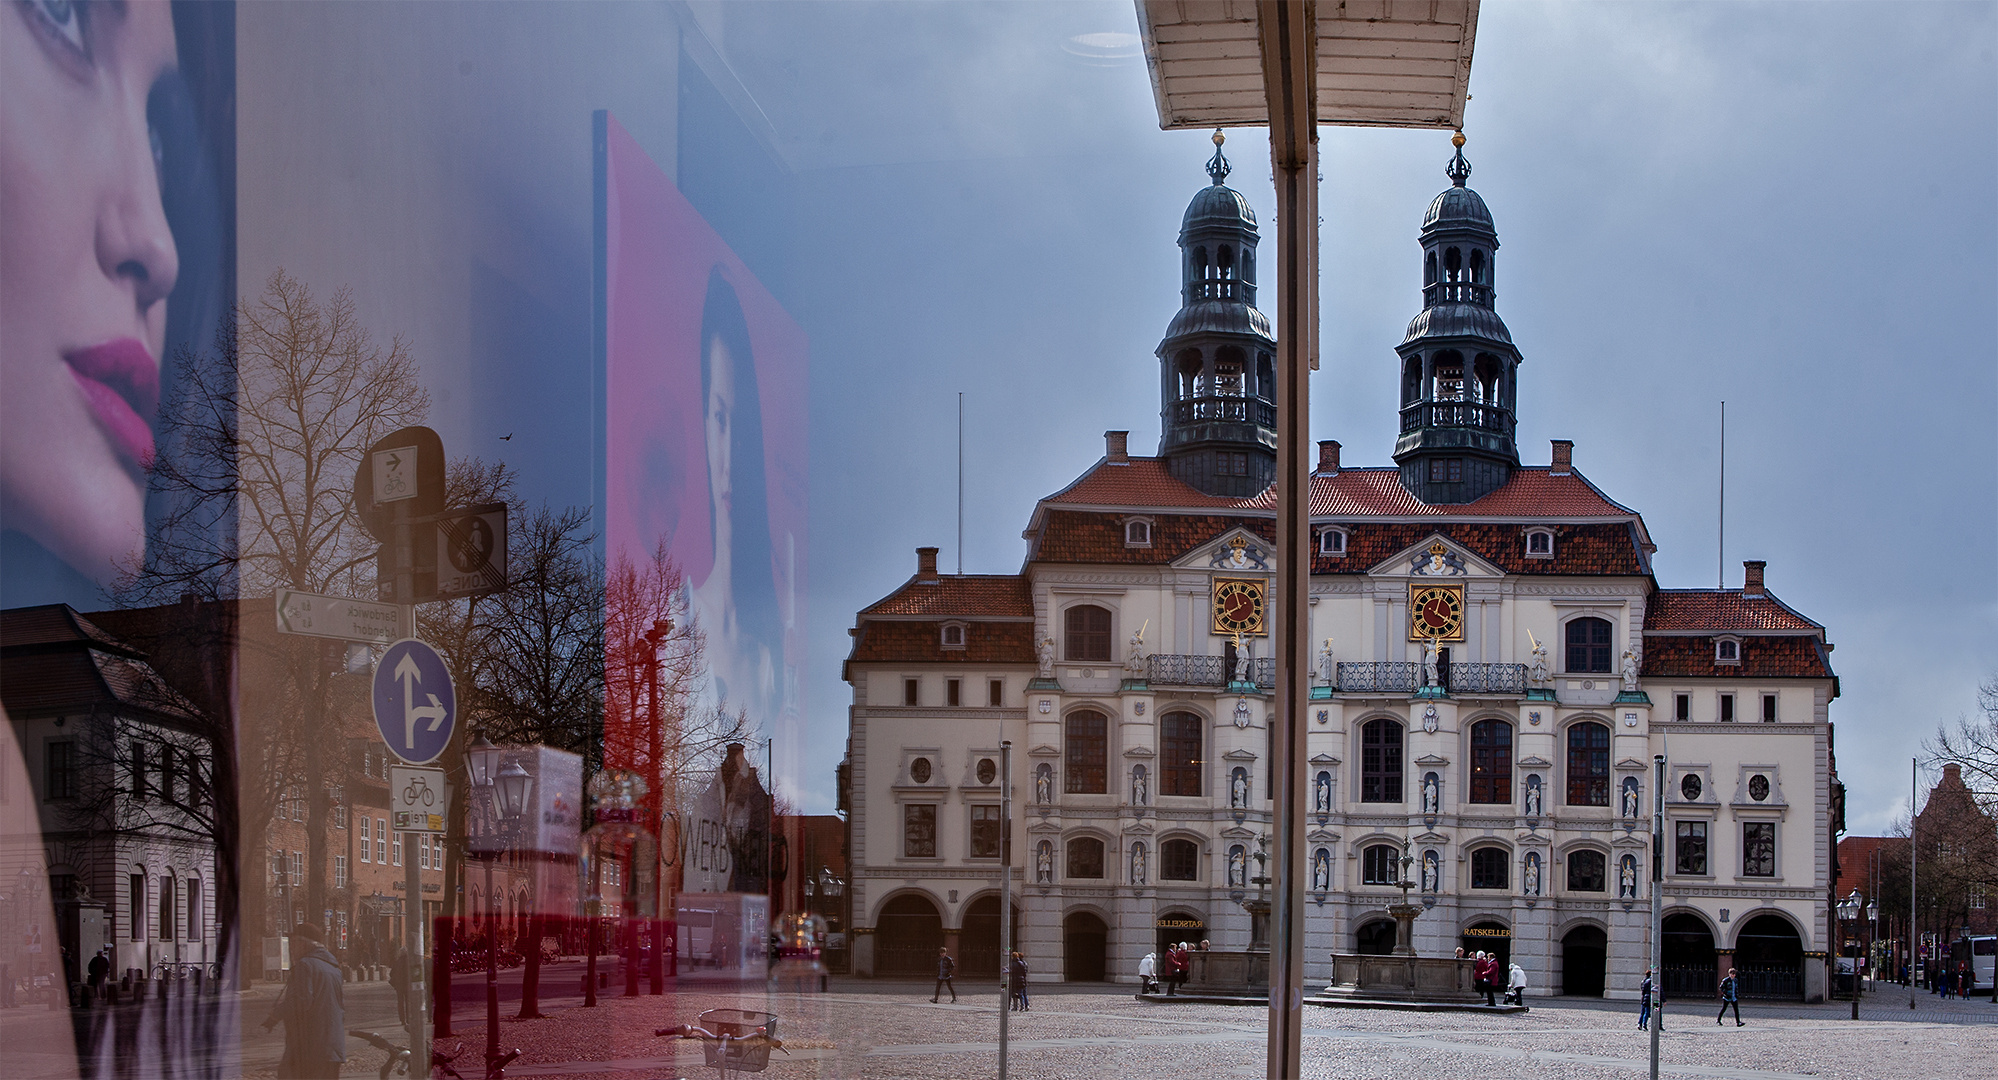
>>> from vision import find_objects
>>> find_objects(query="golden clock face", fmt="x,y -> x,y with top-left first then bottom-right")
1211,578 -> 1267,636
1408,583 -> 1466,641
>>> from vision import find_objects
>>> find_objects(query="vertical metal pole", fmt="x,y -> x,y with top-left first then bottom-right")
393,499 -> 429,1072
1717,401 -> 1725,589
1256,3 -> 1317,1075
1650,753 -> 1664,1079
998,741 -> 1012,1080
957,392 -> 964,575
1909,757 -> 1917,1008
485,842 -> 500,1069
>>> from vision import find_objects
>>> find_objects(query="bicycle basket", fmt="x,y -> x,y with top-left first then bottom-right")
696,1010 -> 778,1073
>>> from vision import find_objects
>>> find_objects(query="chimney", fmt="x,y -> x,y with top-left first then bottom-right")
916,546 -> 940,582
1550,440 -> 1574,475
1318,440 -> 1341,474
1742,560 -> 1766,596
1105,430 -> 1129,464
1942,763 -> 1963,787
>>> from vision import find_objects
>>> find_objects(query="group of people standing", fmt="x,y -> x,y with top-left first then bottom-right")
1459,948 -> 1526,1007
1140,942 -> 1197,996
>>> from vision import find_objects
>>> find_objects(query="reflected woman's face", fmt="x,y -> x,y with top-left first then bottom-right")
1,0 -> 180,583
703,332 -> 733,555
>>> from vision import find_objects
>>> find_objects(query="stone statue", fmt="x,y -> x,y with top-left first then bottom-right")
1422,772 -> 1440,815
1034,764 -> 1052,806
1527,631 -> 1550,689
1317,638 -> 1337,687
1422,637 -> 1440,688
1125,623 -> 1148,676
1622,777 -> 1641,820
1619,854 -> 1638,899
1036,841 -> 1054,884
1231,768 -> 1249,808
1036,635 -> 1055,678
1227,846 -> 1247,887
1131,843 -> 1147,886
1312,849 -> 1331,891
1621,647 -> 1640,692
1422,849 -> 1440,893
1230,633 -> 1252,684
1314,771 -> 1332,814
1524,852 -> 1541,897
1132,765 -> 1148,807
1524,774 -> 1543,818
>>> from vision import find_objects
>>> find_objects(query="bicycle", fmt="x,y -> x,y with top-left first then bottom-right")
347,1029 -> 475,1080
656,1009 -> 785,1080
403,777 -> 435,806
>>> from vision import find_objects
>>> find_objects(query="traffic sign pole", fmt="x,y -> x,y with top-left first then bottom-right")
392,493 -> 429,1072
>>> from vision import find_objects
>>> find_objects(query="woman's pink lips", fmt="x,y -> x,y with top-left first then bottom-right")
64,338 -> 160,471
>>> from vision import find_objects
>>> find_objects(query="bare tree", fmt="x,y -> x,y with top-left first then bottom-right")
1925,677 -> 1998,805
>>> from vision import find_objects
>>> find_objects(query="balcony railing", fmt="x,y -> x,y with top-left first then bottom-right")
1421,280 -> 1493,307
1147,654 -> 1276,689
1172,395 -> 1276,428
1398,400 -> 1514,436
1334,662 -> 1419,694
1445,662 -> 1527,694
1142,657 -> 1522,695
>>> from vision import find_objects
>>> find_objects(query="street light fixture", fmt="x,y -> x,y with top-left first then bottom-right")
469,729 -> 531,1078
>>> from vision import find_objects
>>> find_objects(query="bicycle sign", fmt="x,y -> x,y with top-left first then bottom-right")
389,765 -> 447,833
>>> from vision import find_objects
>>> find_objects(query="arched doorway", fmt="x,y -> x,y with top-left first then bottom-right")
1156,911 -> 1205,955
1661,913 -> 1716,997
1561,924 -> 1608,997
1734,914 -> 1804,999
959,895 -> 1021,978
1063,911 -> 1108,981
875,894 -> 943,976
1461,921 -> 1510,969
1355,919 -> 1397,955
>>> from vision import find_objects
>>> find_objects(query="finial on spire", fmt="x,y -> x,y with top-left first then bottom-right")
1446,130 -> 1471,187
1206,128 -> 1231,185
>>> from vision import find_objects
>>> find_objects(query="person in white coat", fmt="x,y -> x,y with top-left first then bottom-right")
1138,951 -> 1159,994
1505,961 -> 1528,1006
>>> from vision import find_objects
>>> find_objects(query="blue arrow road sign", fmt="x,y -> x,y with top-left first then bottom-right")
373,639 -> 456,765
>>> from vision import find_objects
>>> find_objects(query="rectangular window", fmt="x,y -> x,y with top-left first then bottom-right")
969,805 -> 1001,858
1428,457 -> 1463,483
419,834 -> 431,870
903,804 -> 937,858
1362,845 -> 1399,885
359,816 -> 372,863
376,818 -> 388,863
1675,821 -> 1708,875
1064,605 -> 1113,662
903,678 -> 918,706
1742,822 -> 1775,877
1064,712 -> 1109,793
291,851 -> 305,886
1675,693 -> 1690,721
44,740 -> 76,800
335,911 -> 348,949
130,875 -> 146,940
130,740 -> 147,799
1761,694 -> 1777,722
1161,839 -> 1199,881
1160,713 -> 1203,797
332,804 -> 347,829
187,880 -> 201,940
946,678 -> 960,707
1719,694 -> 1735,723
391,831 -> 402,866
988,679 -> 1003,707
333,855 -> 348,889
1361,719 -> 1404,803
1468,720 -> 1513,804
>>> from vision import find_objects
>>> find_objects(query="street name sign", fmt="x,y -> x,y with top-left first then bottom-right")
275,589 -> 403,644
435,503 -> 508,600
389,765 -> 448,833
372,639 -> 456,765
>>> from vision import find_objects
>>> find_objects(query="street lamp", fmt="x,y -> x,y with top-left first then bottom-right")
1837,889 -> 1864,1016
468,728 -> 531,1078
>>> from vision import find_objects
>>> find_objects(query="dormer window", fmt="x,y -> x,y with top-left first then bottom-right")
940,622 -> 967,650
1318,527 -> 1347,556
1714,637 -> 1741,665
1524,528 -> 1554,558
1124,517 -> 1154,548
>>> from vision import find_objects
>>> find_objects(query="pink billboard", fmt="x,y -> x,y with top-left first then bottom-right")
599,111 -> 806,773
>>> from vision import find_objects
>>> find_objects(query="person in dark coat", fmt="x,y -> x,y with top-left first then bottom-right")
1716,967 -> 1742,1026
86,950 -> 110,1004
1475,952 -> 1499,1007
1165,943 -> 1189,996
262,923 -> 346,1079
931,947 -> 956,1003
388,944 -> 411,1024
1008,951 -> 1029,1011
1637,968 -> 1655,1030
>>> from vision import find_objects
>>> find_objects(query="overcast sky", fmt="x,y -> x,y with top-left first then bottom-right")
686,1 -> 1997,828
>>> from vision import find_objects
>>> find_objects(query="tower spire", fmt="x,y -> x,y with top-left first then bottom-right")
1446,130 -> 1471,187
1206,128 -> 1231,186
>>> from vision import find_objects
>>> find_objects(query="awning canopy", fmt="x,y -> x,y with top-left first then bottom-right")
1136,0 -> 1478,130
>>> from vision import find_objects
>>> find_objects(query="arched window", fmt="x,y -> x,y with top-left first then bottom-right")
1218,245 -> 1235,278
1424,251 -> 1438,286
1432,351 -> 1464,401
1160,713 -> 1202,797
1468,719 -> 1513,804
1064,605 -> 1111,662
1469,847 -> 1510,890
1066,837 -> 1105,879
1362,843 -> 1401,885
159,875 -> 177,941
1565,617 -> 1613,673
1566,722 -> 1611,806
1064,711 -> 1108,794
1160,838 -> 1200,881
1256,354 -> 1275,402
1402,356 -> 1423,406
1444,246 -> 1462,278
1469,249 -> 1486,284
1360,719 -> 1403,803
1567,849 -> 1607,892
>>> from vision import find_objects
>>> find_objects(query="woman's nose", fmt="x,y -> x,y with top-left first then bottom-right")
96,112 -> 180,315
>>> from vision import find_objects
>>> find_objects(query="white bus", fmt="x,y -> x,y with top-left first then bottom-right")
1947,935 -> 1995,993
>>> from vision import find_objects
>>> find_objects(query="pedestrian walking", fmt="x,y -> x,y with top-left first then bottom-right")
1009,951 -> 1030,1011
388,944 -> 411,1025
261,923 -> 346,1079
86,949 -> 109,1005
1637,968 -> 1655,1030
931,947 -> 957,1003
1138,950 -> 1159,994
1716,967 -> 1742,1026
1505,960 -> 1527,1006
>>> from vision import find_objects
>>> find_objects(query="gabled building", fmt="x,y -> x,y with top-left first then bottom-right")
842,138 -> 1841,1001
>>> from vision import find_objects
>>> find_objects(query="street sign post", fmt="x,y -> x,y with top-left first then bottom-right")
389,765 -> 448,833
372,639 -> 457,766
436,503 -> 508,600
275,589 -> 405,644
372,444 -> 420,503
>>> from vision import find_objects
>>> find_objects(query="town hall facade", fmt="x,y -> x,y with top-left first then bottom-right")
840,138 -> 1840,1002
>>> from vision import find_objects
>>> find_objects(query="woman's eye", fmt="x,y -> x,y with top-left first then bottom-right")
27,0 -> 88,55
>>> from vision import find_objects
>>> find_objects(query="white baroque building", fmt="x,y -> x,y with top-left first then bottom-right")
840,140 -> 1839,1002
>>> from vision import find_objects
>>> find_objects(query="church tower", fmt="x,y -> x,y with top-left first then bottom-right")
1393,134 -> 1523,504
1156,132 -> 1278,498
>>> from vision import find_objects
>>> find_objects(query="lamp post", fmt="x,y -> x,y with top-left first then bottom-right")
468,728 -> 533,1077
1865,897 -> 1878,991
1837,889 -> 1862,1018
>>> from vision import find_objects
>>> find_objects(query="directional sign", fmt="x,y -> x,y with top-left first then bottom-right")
389,765 -> 448,833
436,503 -> 508,600
372,639 -> 456,765
275,589 -> 403,644
372,444 -> 420,504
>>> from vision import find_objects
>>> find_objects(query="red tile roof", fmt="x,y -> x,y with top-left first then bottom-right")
846,621 -> 1037,666
0,605 -> 208,723
1033,512 -> 1276,565
858,575 -> 1034,619
1639,635 -> 1834,680
1644,590 -> 1822,633
1044,458 -> 1265,510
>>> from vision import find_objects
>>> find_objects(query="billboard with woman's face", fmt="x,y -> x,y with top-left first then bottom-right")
600,111 -> 807,769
